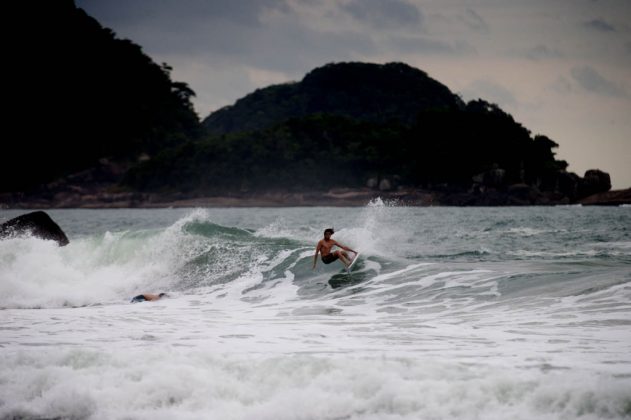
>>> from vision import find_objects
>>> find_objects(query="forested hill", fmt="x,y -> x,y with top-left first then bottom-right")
2,0 -> 613,206
202,62 -> 463,134
127,61 -> 611,203
2,0 -> 200,192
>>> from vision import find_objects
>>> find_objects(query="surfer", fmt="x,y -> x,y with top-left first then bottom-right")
313,228 -> 357,269
130,293 -> 167,303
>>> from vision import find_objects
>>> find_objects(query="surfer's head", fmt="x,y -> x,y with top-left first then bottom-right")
324,228 -> 334,238
159,293 -> 167,298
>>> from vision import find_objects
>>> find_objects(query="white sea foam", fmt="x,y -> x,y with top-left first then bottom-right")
505,227 -> 566,236
0,210 -> 220,308
1,344 -> 629,420
0,234 -> 169,308
1,207 -> 630,419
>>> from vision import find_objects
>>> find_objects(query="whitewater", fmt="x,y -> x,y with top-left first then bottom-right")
1,201 -> 630,419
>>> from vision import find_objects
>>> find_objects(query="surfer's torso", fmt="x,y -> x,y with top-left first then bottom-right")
318,239 -> 338,256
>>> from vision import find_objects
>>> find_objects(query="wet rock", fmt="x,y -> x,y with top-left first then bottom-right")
0,211 -> 69,246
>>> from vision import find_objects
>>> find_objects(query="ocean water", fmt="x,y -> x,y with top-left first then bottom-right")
1,201 -> 630,419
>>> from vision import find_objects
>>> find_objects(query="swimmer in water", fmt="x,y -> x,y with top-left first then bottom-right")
130,293 -> 167,303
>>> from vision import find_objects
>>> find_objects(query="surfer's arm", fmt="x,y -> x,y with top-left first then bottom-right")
313,242 -> 321,269
334,241 -> 356,254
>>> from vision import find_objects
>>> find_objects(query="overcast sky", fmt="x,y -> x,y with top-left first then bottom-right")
77,0 -> 631,188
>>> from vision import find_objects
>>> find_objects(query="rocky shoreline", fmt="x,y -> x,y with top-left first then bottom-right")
3,151 -> 624,209
578,188 -> 631,206
2,187 -> 629,209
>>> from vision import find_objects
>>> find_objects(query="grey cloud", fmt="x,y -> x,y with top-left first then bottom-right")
584,18 -> 616,32
76,0 -> 293,57
524,44 -> 563,60
389,35 -> 477,56
549,76 -> 573,94
245,24 -> 377,73
166,20 -> 376,73
340,0 -> 423,28
570,66 -> 627,98
77,0 -> 289,27
136,19 -> 257,57
79,0 -> 375,71
460,80 -> 518,108
189,65 -> 263,114
188,23 -> 377,112
460,8 -> 489,33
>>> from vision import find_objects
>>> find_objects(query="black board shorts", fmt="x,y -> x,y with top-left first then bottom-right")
130,294 -> 146,303
321,253 -> 339,264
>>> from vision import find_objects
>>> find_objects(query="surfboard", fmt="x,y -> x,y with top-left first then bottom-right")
346,252 -> 360,272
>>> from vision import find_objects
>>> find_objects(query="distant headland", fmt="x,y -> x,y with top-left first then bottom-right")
2,1 -> 628,208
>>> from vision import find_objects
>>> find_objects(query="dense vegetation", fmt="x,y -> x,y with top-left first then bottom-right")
2,0 -> 199,192
203,62 -> 462,134
4,1 -> 595,203
126,63 -> 569,195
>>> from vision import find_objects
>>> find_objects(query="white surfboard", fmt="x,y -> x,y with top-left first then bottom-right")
346,252 -> 360,271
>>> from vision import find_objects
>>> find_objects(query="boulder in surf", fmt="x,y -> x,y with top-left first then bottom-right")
0,211 -> 69,246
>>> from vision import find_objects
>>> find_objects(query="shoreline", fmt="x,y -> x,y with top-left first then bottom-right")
2,187 -> 630,209
1,189 -> 427,209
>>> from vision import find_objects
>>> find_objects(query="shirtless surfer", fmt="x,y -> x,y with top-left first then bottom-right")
313,228 -> 357,269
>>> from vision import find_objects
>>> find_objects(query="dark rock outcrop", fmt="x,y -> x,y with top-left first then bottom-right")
0,211 -> 69,246
579,169 -> 611,198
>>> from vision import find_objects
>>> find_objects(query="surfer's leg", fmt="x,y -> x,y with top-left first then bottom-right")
336,250 -> 351,267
